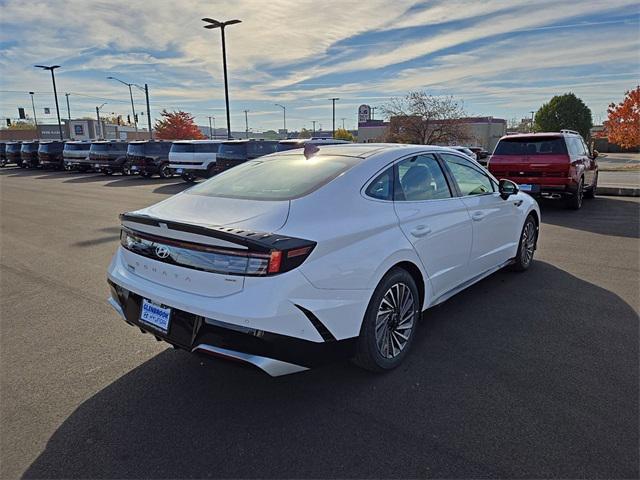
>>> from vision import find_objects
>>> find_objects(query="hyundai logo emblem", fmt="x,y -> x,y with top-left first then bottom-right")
155,245 -> 171,259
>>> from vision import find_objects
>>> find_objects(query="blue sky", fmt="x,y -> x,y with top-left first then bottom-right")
0,0 -> 638,132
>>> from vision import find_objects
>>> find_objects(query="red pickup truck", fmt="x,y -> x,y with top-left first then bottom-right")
488,130 -> 598,209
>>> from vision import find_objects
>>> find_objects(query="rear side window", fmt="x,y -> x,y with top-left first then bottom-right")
248,142 -> 277,157
441,153 -> 494,196
219,143 -> 247,156
171,143 -> 194,153
365,168 -> 394,201
494,137 -> 567,155
396,154 -> 452,201
189,154 -> 360,201
194,143 -> 219,153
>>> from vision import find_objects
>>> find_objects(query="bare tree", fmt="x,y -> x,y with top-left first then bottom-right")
382,91 -> 470,145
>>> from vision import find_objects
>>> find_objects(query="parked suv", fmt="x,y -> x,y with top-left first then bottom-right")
488,130 -> 598,209
63,141 -> 91,171
169,140 -> 224,182
20,141 -> 40,168
125,141 -> 173,178
216,139 -> 278,172
5,142 -> 23,167
38,141 -> 65,169
0,143 -> 6,167
88,141 -> 128,174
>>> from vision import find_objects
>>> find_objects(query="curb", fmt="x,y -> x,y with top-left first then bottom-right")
598,185 -> 640,197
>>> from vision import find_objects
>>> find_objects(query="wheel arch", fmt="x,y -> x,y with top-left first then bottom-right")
387,260 -> 426,312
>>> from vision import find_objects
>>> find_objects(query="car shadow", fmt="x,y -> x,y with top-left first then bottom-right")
153,181 -> 193,195
71,227 -> 122,248
539,196 -> 639,239
100,176 -> 183,188
22,262 -> 638,479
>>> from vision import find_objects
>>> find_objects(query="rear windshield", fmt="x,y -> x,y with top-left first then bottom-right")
189,154 -> 360,201
64,143 -> 89,152
494,137 -> 567,155
170,143 -> 194,153
39,143 -> 63,153
21,143 -> 38,152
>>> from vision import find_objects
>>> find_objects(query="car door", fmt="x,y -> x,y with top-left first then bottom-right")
439,152 -> 521,276
392,153 -> 473,300
579,137 -> 596,187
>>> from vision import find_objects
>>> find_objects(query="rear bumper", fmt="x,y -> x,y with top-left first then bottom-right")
169,164 -> 209,177
107,280 -> 356,375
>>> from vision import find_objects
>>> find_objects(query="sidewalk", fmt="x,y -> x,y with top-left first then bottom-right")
598,153 -> 640,196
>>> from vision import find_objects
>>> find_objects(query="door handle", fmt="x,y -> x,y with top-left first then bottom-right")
410,225 -> 431,237
471,211 -> 486,221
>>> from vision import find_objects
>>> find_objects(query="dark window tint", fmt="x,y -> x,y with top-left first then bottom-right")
7,144 -> 21,153
171,143 -> 194,153
494,137 -> 568,155
108,143 -> 126,152
91,143 -> 109,152
21,143 -> 39,152
39,143 -> 63,153
247,142 -> 278,157
64,143 -> 89,151
189,154 -> 360,201
194,143 -> 219,153
441,153 -> 493,196
219,143 -> 248,157
366,168 -> 393,201
396,154 -> 452,201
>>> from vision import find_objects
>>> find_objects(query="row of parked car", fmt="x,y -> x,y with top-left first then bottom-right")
0,137 -> 351,182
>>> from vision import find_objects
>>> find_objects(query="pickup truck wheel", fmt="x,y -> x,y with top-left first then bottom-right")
158,163 -> 172,179
206,164 -> 217,178
181,173 -> 196,182
566,178 -> 584,210
584,174 -> 597,199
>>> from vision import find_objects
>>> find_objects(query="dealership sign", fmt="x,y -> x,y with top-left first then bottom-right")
358,105 -> 371,125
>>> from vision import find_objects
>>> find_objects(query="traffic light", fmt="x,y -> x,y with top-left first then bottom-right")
127,114 -> 131,124
6,118 -> 11,127
135,114 -> 138,123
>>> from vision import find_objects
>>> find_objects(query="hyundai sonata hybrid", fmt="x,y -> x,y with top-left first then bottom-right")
107,144 -> 540,375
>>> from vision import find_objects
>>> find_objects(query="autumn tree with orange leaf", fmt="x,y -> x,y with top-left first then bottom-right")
604,87 -> 640,149
154,110 -> 206,140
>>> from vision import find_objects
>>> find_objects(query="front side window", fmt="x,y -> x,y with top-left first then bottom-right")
194,143 -> 219,153
395,154 -> 452,201
441,153 -> 494,196
171,143 -> 194,153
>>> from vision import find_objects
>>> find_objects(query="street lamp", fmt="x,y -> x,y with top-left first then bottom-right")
244,109 -> 249,139
529,110 -> 536,133
131,83 -> 153,139
64,93 -> 71,121
208,116 -> 215,139
329,97 -> 340,138
107,76 -> 138,134
96,103 -> 107,139
202,17 -> 241,140
275,103 -> 286,137
34,65 -> 63,140
28,92 -> 37,127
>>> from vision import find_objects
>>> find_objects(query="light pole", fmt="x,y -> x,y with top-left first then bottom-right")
96,102 -> 107,139
135,83 -> 153,139
65,93 -> 71,120
202,17 -> 241,140
244,109 -> 249,138
208,116 -> 214,139
34,65 -> 63,140
312,120 -> 316,136
28,92 -> 37,127
529,110 -> 535,133
371,106 -> 377,120
275,103 -> 286,137
341,117 -> 346,130
329,97 -> 339,138
107,76 -> 138,134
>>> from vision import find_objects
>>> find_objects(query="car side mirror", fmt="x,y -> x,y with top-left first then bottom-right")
499,179 -> 519,199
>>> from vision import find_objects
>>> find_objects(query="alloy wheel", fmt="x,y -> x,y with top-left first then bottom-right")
375,282 -> 415,359
521,220 -> 536,267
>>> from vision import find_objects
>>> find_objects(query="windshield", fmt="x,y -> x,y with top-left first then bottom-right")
64,143 -> 89,152
91,143 -> 109,152
39,143 -> 63,153
22,143 -> 38,152
189,154 -> 360,201
7,144 -> 21,153
128,144 -> 145,155
171,143 -> 194,153
494,137 -> 568,155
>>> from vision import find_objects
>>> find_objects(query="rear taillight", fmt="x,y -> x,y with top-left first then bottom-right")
120,229 -> 315,276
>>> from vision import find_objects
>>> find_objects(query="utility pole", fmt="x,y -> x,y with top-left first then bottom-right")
371,106 -> 377,120
341,117 -> 346,130
144,83 -> 152,139
28,92 -> 37,127
275,103 -> 286,137
529,110 -> 535,133
329,97 -> 339,138
244,109 -> 249,138
202,18 -> 241,140
312,120 -> 316,136
96,103 -> 106,139
65,93 -> 71,120
208,116 -> 213,139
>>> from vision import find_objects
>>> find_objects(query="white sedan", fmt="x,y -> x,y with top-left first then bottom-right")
107,144 -> 540,375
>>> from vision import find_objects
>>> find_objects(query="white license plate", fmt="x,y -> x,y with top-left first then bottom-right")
519,184 -> 533,191
131,166 -> 138,171
139,299 -> 171,333
176,168 -> 183,173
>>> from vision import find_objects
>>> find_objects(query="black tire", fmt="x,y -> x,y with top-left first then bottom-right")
181,173 -> 196,183
158,163 -> 172,179
206,164 -> 217,178
141,171 -> 153,178
584,173 -> 597,199
102,169 -> 113,176
352,268 -> 420,372
566,178 -> 584,210
510,214 -> 538,272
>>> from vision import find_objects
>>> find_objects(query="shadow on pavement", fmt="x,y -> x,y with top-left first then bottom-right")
23,262 -> 639,479
540,196 -> 639,239
153,181 -> 193,195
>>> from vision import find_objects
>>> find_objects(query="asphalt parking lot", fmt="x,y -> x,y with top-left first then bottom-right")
1,168 -> 638,479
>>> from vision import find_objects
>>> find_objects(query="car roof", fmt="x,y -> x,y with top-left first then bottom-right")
500,132 -> 582,140
277,143 -> 467,158
172,139 -> 225,144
